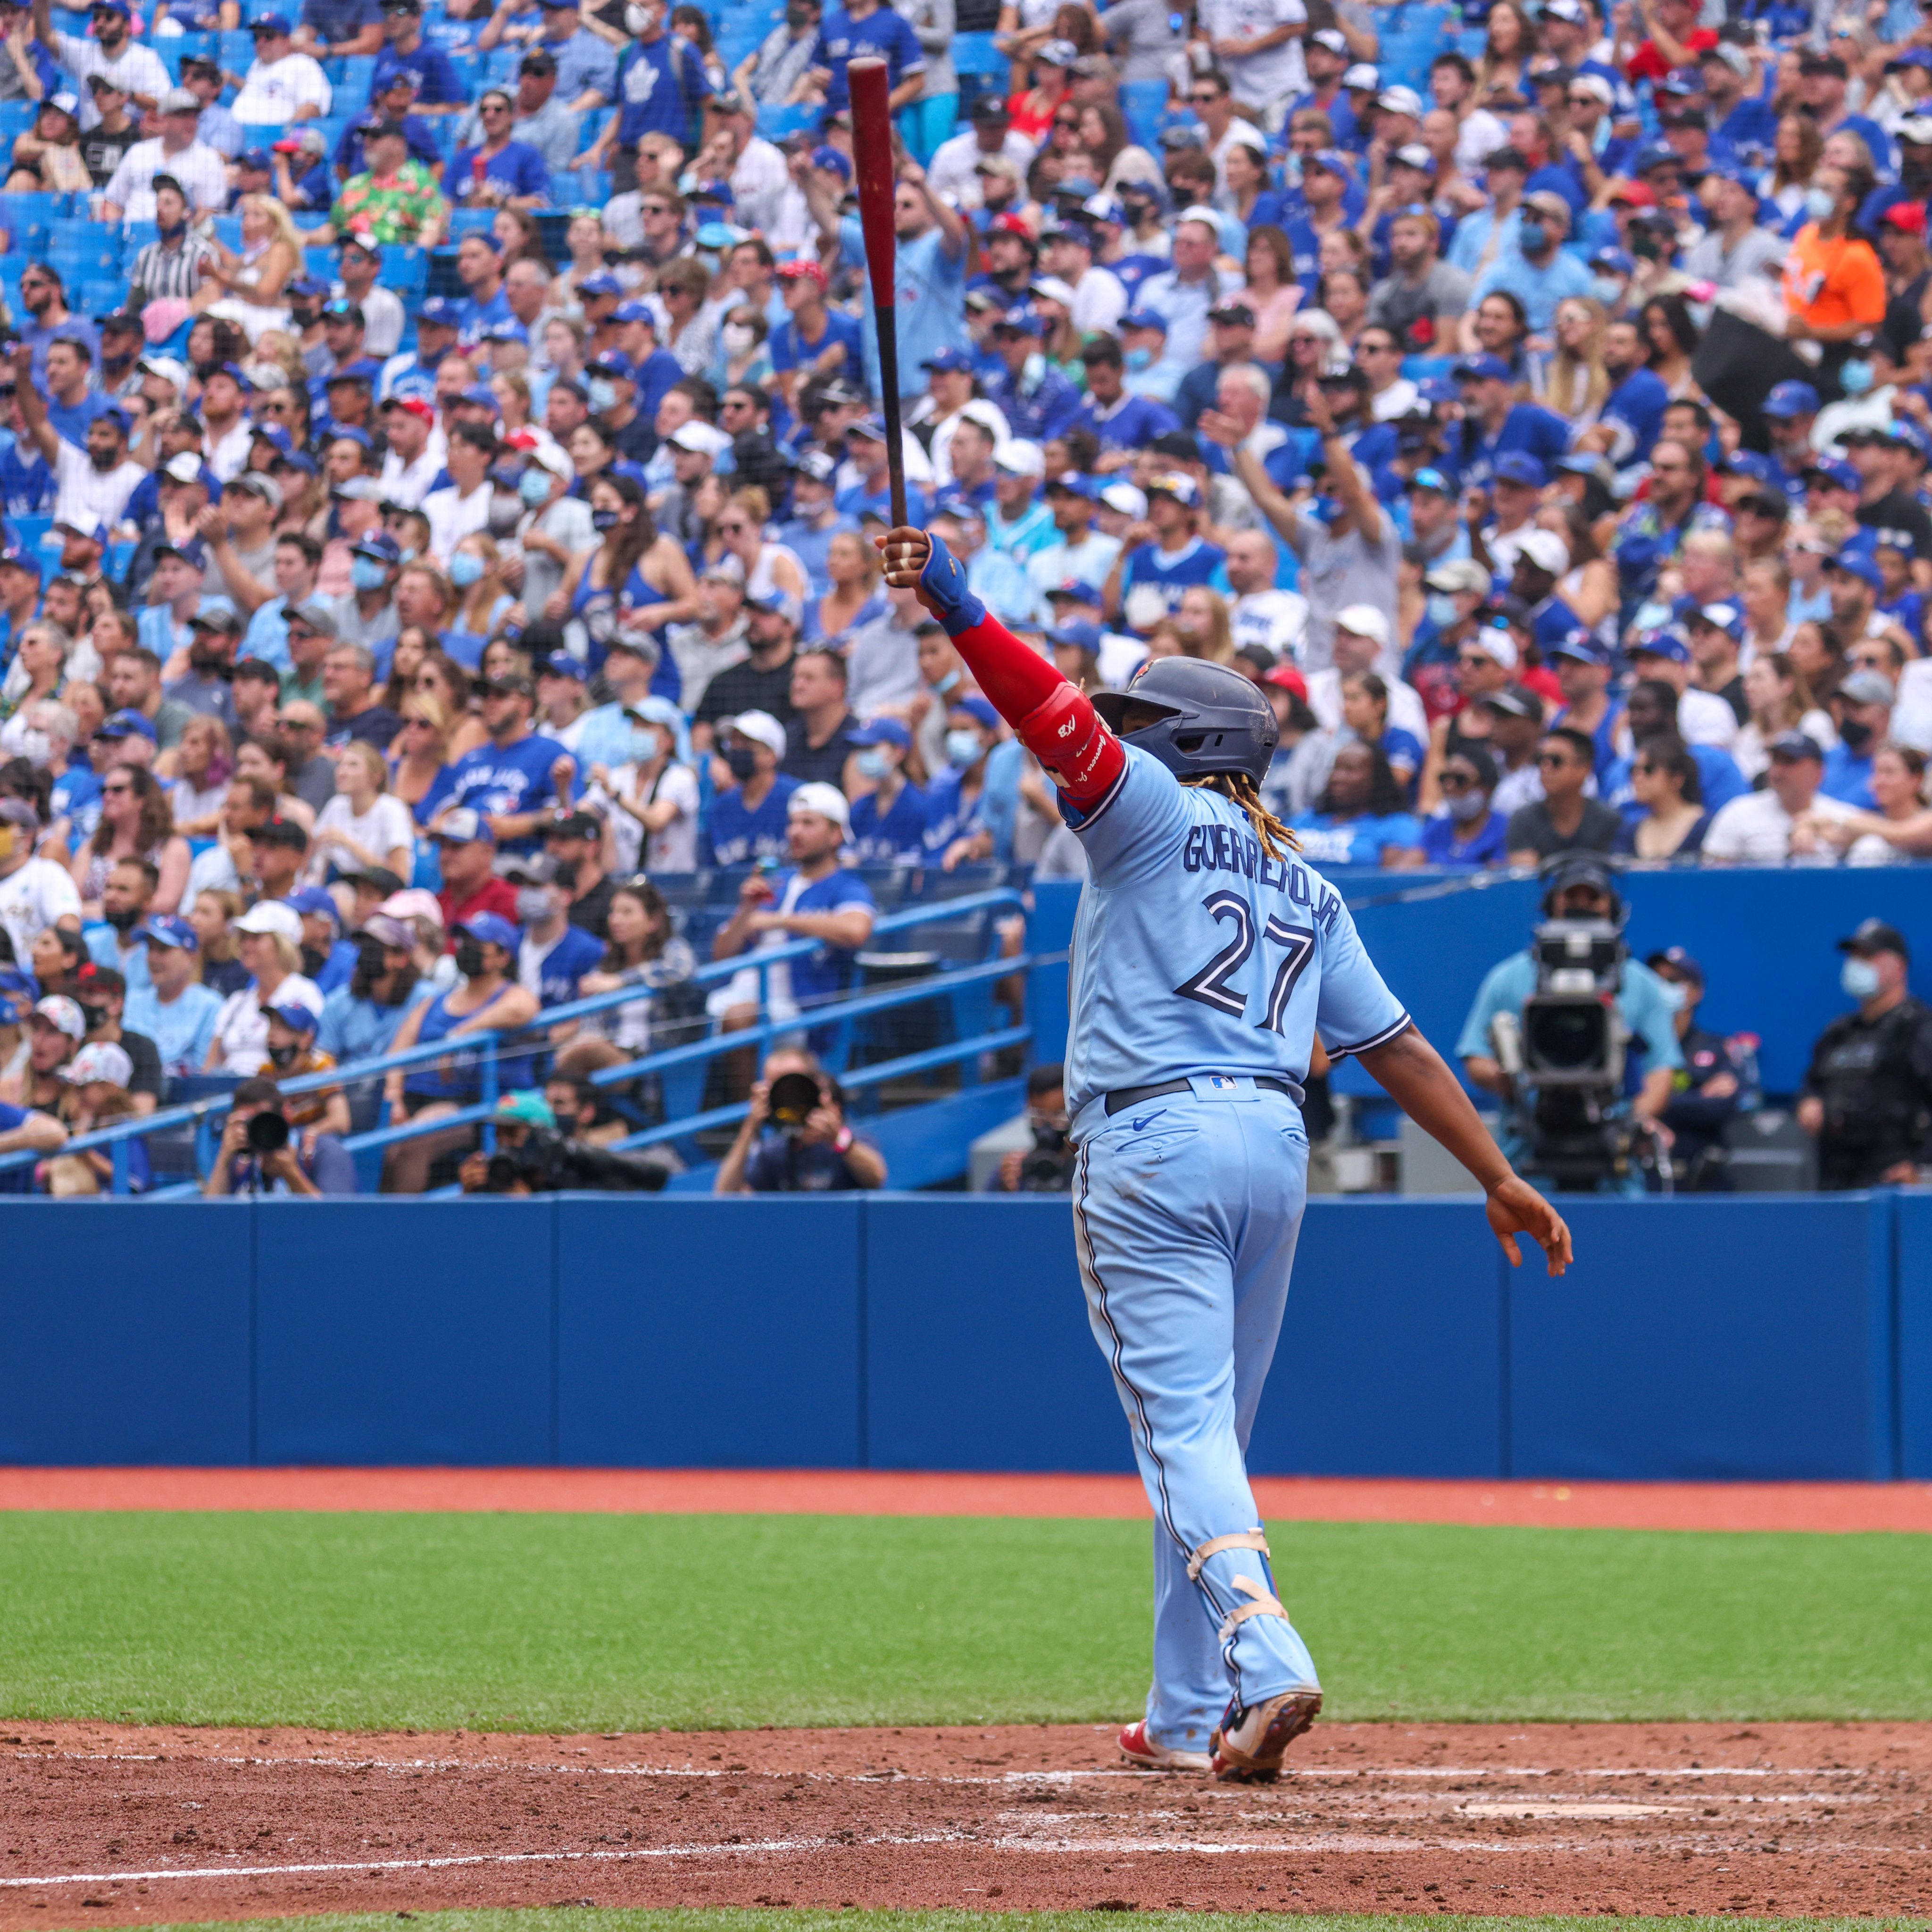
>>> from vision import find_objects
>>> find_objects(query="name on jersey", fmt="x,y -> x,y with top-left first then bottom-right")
1182,823 -> 1340,932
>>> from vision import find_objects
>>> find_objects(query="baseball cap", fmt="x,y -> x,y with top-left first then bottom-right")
1425,558 -> 1490,596
284,885 -> 340,925
288,599 -> 340,638
348,531 -> 401,567
135,914 -> 197,953
97,708 -> 157,742
1476,683 -> 1542,719
356,912 -> 416,952
1807,457 -> 1860,493
1548,633 -> 1608,666
994,439 -> 1046,478
1768,729 -> 1824,763
541,812 -> 602,844
61,1040 -> 133,1088
233,900 -> 303,942
1145,472 -> 1199,507
1099,480 -> 1147,518
454,912 -> 520,952
1691,600 -> 1745,640
921,346 -> 974,374
1493,451 -> 1548,487
1118,308 -> 1168,334
726,710 -> 788,759
1764,380 -> 1820,418
1044,578 -> 1104,604
33,994 -> 86,1041
434,807 -> 496,847
1838,917 -> 1909,960
787,780 -> 850,831
249,816 -> 309,851
1646,945 -> 1705,985
1829,550 -> 1884,591
189,594 -> 242,630
1840,668 -> 1897,706
1334,603 -> 1391,648
950,695 -> 999,730
154,534 -> 208,570
258,997 -> 320,1035
1455,353 -> 1511,383
847,718 -> 911,750
1631,626 -> 1692,664
1046,620 -> 1104,654
1513,529 -> 1569,575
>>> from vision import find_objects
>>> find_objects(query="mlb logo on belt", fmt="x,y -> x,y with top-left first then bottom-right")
1207,1074 -> 1237,1091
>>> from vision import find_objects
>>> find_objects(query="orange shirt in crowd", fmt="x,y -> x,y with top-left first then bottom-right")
1782,226 -> 1887,335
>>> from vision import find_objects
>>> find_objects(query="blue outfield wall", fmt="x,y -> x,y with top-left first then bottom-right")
0,1192 -> 1920,1481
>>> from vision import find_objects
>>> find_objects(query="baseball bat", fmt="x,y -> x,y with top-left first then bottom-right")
849,54 -> 908,528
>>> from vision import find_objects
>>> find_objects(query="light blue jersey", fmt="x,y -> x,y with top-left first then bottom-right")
1061,741 -> 1415,1758
1063,745 -> 1410,1121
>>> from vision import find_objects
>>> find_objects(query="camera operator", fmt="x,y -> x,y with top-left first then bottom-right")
1798,919 -> 1932,1190
458,1090 -> 675,1195
1645,946 -> 1747,1190
203,1076 -> 358,1196
715,1044 -> 887,1193
990,1062 -> 1074,1192
1455,855 -> 1683,1191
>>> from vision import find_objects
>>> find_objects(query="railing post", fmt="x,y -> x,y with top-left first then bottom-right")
480,1039 -> 499,1155
111,1138 -> 130,1196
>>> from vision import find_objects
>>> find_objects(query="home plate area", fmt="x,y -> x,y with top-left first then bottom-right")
3,1721 -> 1929,1922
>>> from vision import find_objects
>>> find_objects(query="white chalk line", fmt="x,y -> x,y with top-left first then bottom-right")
10,1825 -> 1929,1892
1,1749 -> 1877,1785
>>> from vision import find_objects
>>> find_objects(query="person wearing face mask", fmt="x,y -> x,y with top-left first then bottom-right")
584,352 -> 653,466
1418,744 -> 1507,868
70,958 -> 165,1111
253,996 -> 351,1145
1799,919 -> 1932,1191
499,852 -> 604,1008
1820,667 -> 1895,808
920,693 -> 1006,870
1572,317 -> 1671,475
587,0 -> 708,189
513,445 -> 591,624
1779,161 -> 1886,402
1466,191 -> 1592,339
583,697 -> 700,874
704,708 -> 798,866
382,908 -> 540,1191
309,911 -> 427,1062
845,716 -> 929,863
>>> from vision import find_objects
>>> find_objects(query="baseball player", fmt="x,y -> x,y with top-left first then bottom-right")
879,525 -> 1573,1782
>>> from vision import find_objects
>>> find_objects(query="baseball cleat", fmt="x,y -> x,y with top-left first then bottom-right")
1117,1721 -> 1212,1772
1209,1689 -> 1322,1782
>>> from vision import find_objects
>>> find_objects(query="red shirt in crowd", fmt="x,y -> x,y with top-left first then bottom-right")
437,876 -> 521,948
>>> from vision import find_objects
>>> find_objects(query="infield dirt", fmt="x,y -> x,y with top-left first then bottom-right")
3,1720 -> 1929,1926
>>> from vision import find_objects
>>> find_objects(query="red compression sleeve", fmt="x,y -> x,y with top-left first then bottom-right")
949,614 -> 1125,809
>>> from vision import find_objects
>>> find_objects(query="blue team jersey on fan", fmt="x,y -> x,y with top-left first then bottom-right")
1058,745 -> 1410,1118
444,732 -> 571,846
1121,536 -> 1228,618
704,774 -> 800,866
848,780 -> 929,864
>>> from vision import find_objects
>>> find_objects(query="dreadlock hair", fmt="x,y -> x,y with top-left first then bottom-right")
1182,772 -> 1299,862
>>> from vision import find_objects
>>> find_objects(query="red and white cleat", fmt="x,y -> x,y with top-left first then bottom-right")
1117,1721 -> 1212,1772
1208,1690 -> 1322,1783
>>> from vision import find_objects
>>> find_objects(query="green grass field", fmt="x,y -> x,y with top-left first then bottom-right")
2,1511 -> 1927,1731
110,1912 -> 1932,1932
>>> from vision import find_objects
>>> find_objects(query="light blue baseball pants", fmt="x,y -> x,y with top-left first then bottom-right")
1071,1083 -> 1321,1752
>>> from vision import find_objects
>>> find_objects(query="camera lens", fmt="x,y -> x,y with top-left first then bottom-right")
1526,1003 -> 1607,1072
245,1109 -> 290,1153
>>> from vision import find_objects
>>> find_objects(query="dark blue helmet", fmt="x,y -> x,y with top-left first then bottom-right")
1092,656 -> 1278,785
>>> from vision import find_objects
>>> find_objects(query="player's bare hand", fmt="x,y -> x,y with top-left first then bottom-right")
1486,1174 -> 1572,1275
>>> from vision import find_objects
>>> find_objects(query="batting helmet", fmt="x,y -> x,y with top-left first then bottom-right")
1092,656 -> 1279,785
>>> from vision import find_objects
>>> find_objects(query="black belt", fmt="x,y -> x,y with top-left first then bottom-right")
1104,1075 -> 1297,1116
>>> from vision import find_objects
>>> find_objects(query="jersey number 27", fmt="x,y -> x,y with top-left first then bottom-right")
1175,890 -> 1316,1034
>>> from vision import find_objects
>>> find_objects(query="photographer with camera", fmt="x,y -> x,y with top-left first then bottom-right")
458,1091 -> 675,1195
1454,856 -> 1684,1193
203,1076 -> 358,1196
989,1062 -> 1074,1193
715,1044 -> 887,1194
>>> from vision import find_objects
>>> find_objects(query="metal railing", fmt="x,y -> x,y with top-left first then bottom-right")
0,890 -> 1033,1199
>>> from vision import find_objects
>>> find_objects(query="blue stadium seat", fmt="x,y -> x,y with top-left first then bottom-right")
336,54 -> 377,102
951,32 -> 1004,77
11,516 -> 50,557
382,242 -> 428,295
219,28 -> 257,71
756,102 -> 816,142
448,206 -> 496,239
305,244 -> 337,278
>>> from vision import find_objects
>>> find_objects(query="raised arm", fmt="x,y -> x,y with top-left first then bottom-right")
879,526 -> 1123,811
9,342 -> 58,464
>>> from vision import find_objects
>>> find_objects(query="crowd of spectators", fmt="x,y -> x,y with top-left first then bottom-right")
0,0 -> 1929,1191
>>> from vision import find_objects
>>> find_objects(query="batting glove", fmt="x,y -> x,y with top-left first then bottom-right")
920,533 -> 987,639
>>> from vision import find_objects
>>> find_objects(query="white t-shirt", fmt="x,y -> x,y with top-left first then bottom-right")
307,791 -> 416,884
52,442 -> 147,536
1307,663 -> 1429,744
233,50 -> 331,122
210,972 -> 324,1074
425,481 -> 493,569
1197,0 -> 1307,108
585,760 -> 700,875
0,857 -> 80,963
1701,788 -> 1854,864
1229,587 -> 1308,664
